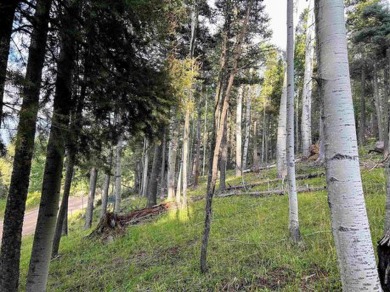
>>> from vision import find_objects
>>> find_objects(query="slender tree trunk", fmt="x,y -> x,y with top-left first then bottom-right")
236,86 -> 243,176
101,171 -> 111,218
252,120 -> 260,170
0,0 -> 19,126
25,2 -> 78,287
200,0 -> 253,273
193,99 -> 202,187
114,133 -> 123,213
277,72 -> 288,178
176,162 -> 182,205
84,167 -> 98,229
0,0 -> 52,289
359,64 -> 366,146
219,118 -> 228,191
51,151 -> 75,258
147,143 -> 162,207
182,106 -> 190,208
315,1 -> 381,290
286,0 -> 301,243
141,138 -> 150,197
243,87 -> 251,169
202,97 -> 208,176
301,0 -> 314,157
167,114 -> 178,201
261,105 -> 266,164
159,130 -> 167,197
383,49 -> 390,158
374,63 -> 383,141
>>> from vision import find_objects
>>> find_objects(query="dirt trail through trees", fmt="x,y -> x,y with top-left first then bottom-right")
0,196 -> 85,238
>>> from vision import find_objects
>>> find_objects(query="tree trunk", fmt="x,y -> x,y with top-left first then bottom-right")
51,151 -> 75,258
176,162 -> 182,205
141,138 -> 150,197
301,0 -> 314,158
374,63 -> 383,141
261,104 -> 266,164
84,167 -> 98,229
101,171 -> 111,217
243,86 -> 251,170
167,114 -> 178,201
0,0 -> 19,126
219,118 -> 228,191
25,2 -> 78,288
383,49 -> 390,158
202,97 -> 208,176
159,130 -> 167,197
277,72 -> 287,178
114,133 -> 123,214
182,106 -> 191,207
0,1 -> 51,290
200,0 -> 253,273
252,120 -> 260,170
193,98 -> 202,187
236,86 -> 243,176
359,64 -> 366,146
286,0 -> 301,243
315,1 -> 381,290
147,143 -> 162,207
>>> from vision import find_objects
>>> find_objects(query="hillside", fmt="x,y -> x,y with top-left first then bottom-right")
17,161 -> 386,291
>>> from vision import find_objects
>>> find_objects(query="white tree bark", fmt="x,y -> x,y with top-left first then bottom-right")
301,0 -> 315,157
114,134 -> 122,214
243,86 -> 251,169
236,86 -> 243,176
167,114 -> 178,201
315,1 -> 381,290
141,138 -> 149,197
277,72 -> 287,179
286,0 -> 300,242
182,107 -> 190,207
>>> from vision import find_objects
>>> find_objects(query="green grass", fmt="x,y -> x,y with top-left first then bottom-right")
17,163 -> 388,291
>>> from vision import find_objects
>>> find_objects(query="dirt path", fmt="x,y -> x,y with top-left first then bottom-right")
0,196 -> 86,238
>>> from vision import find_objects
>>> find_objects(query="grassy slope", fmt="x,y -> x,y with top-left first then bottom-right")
18,164 -> 386,291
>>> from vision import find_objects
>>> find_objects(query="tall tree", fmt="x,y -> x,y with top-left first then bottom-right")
0,1 -> 53,290
301,0 -> 315,157
286,0 -> 301,243
235,86 -> 243,176
277,72 -> 288,179
0,0 -> 20,127
200,0 -> 269,272
84,167 -> 98,229
315,0 -> 381,290
26,0 -> 80,289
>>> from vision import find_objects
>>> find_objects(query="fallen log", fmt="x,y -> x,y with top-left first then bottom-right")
88,202 -> 173,240
226,172 -> 325,191
218,186 -> 326,198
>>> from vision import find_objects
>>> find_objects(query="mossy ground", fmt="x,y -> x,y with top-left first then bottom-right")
15,160 -> 387,291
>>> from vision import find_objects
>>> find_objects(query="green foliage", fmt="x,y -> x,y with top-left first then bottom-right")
258,49 -> 284,115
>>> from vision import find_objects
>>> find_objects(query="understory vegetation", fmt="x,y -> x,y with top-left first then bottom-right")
15,152 -> 386,291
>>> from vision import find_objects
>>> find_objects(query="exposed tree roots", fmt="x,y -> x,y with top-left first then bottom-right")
88,202 -> 173,241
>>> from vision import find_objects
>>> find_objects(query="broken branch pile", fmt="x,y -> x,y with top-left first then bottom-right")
88,202 -> 173,240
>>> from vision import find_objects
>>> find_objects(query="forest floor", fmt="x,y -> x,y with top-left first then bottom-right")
16,151 -> 388,291
0,196 -> 85,238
